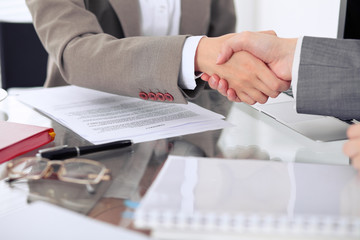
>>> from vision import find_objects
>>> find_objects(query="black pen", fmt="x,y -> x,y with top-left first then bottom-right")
37,140 -> 132,160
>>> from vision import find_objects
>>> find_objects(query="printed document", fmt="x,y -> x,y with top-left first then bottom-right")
18,86 -> 231,144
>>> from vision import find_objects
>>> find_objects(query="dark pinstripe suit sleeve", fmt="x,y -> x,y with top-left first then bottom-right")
297,36 -> 360,119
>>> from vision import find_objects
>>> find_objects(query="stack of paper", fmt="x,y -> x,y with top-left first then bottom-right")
18,86 -> 231,144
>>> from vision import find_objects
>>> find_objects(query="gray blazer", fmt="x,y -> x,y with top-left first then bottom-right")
25,0 -> 236,103
297,36 -> 360,119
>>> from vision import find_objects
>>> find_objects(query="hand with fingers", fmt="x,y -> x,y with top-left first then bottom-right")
201,31 -> 297,103
202,74 -> 241,102
195,34 -> 289,105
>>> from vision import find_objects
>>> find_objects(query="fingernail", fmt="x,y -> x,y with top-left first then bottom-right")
216,54 -> 222,64
210,76 -> 216,85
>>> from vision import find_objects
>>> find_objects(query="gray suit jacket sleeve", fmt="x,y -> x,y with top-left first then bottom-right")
25,0 -> 236,104
297,36 -> 360,119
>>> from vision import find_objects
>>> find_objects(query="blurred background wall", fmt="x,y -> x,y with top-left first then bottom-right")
235,0 -> 341,38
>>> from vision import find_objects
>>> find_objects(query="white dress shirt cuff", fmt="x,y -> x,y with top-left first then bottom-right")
291,36 -> 304,100
178,36 -> 204,90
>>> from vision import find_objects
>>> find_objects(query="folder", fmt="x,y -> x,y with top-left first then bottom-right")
0,121 -> 55,164
134,156 -> 360,239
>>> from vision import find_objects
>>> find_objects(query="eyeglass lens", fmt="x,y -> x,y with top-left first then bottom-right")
9,158 -> 106,184
10,158 -> 48,179
61,161 -> 104,182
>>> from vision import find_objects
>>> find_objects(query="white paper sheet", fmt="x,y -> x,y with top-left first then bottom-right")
18,86 -> 232,144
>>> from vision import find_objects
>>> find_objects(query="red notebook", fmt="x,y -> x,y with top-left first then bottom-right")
0,121 -> 55,164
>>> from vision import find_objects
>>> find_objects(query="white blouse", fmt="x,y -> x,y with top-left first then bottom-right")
138,0 -> 201,90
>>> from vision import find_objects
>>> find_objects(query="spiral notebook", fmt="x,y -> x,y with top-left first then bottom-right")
134,156 -> 360,239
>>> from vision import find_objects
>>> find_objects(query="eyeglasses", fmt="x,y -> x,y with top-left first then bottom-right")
7,157 -> 111,186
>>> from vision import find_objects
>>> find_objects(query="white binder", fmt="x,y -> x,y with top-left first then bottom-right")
134,156 -> 360,239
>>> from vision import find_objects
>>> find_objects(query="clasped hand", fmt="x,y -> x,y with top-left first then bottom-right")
198,31 -> 297,104
195,32 -> 294,105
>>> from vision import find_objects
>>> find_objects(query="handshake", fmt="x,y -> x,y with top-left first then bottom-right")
195,31 -> 297,104
195,31 -> 360,171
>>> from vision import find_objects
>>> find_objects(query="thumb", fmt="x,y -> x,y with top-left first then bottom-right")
258,30 -> 277,36
216,43 -> 235,65
216,32 -> 254,65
